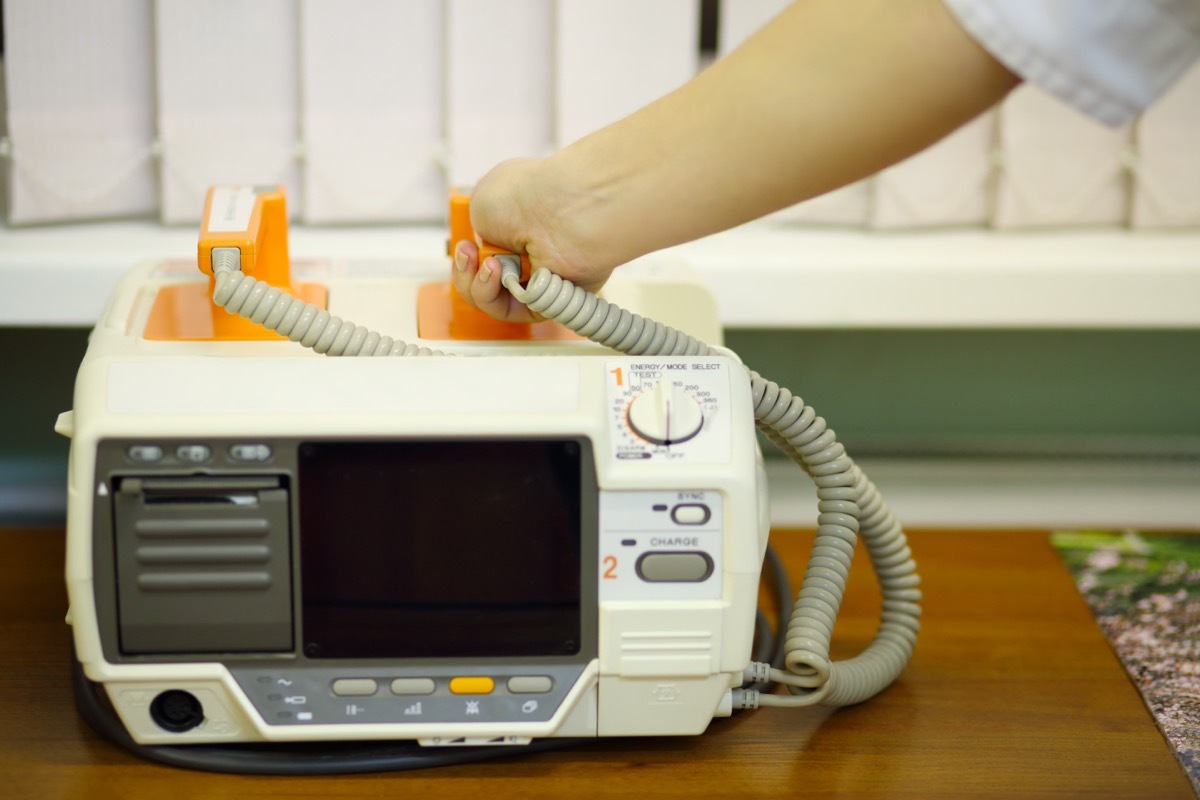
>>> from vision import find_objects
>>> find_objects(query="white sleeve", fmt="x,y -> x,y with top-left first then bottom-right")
942,0 -> 1200,125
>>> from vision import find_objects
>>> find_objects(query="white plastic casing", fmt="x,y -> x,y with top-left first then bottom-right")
62,259 -> 770,745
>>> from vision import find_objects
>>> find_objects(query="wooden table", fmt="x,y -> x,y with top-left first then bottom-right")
1,526 -> 1191,798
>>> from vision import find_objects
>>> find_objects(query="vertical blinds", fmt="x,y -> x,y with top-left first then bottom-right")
2,0 -> 1198,228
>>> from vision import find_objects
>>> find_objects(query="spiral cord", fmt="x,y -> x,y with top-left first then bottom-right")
504,265 -> 922,708
209,260 -> 920,708
211,268 -> 446,357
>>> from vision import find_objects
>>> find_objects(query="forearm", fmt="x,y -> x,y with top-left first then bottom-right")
542,0 -> 1020,266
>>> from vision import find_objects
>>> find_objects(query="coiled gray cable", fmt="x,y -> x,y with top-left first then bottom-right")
502,265 -> 921,708
208,258 -> 920,708
211,260 -> 445,357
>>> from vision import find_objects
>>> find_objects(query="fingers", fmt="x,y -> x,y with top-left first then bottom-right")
451,240 -> 538,324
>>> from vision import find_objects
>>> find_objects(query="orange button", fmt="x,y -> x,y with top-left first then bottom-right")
449,676 -> 495,695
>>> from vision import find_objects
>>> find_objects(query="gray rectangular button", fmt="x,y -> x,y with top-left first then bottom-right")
637,552 -> 713,582
507,676 -> 553,694
332,678 -> 378,696
390,678 -> 436,696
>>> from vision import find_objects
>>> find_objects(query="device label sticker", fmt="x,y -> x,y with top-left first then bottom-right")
206,186 -> 256,233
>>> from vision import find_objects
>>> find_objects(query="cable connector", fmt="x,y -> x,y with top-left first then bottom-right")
741,661 -> 772,686
211,247 -> 242,275
731,688 -> 760,710
496,254 -> 522,288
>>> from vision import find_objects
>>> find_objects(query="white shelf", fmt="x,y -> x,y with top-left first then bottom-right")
2,219 -> 1199,328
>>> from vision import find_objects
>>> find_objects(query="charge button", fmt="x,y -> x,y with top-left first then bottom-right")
637,552 -> 714,582
671,503 -> 711,525
449,677 -> 495,695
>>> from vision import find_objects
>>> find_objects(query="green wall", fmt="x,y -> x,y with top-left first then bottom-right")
2,326 -> 1198,523
723,328 -> 1200,457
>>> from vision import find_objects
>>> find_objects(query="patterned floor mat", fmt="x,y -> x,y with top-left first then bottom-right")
1053,531 -> 1200,795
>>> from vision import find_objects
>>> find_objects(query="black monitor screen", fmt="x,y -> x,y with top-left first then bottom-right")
299,439 -> 583,660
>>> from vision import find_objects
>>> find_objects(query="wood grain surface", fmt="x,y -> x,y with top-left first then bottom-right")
0,526 -> 1190,799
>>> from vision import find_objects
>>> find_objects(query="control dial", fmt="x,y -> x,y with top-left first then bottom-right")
626,381 -> 705,446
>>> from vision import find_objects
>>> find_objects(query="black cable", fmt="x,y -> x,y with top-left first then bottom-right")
71,656 -> 587,775
72,544 -> 792,773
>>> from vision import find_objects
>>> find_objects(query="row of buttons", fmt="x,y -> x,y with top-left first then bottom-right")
127,443 -> 273,464
331,675 -> 554,698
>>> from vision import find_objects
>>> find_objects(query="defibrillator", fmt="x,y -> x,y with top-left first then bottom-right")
58,186 -> 919,771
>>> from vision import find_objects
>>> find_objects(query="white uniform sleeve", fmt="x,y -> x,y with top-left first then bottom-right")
942,0 -> 1200,125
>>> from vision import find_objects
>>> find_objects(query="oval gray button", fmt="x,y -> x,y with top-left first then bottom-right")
670,503 -> 711,525
636,551 -> 713,582
332,678 -> 378,697
390,678 -> 436,696
507,676 -> 553,694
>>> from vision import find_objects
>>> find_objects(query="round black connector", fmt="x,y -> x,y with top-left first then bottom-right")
149,690 -> 204,733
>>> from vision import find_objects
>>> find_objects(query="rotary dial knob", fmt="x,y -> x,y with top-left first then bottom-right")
626,381 -> 705,446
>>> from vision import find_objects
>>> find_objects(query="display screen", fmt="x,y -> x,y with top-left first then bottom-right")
299,439 -> 584,660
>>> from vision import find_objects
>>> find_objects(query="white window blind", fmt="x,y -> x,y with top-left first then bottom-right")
4,0 -> 156,223
300,0 -> 443,223
994,84 -> 1132,228
445,0 -> 554,190
0,1 -> 1197,230
554,0 -> 700,146
1132,61 -> 1200,228
155,0 -> 302,223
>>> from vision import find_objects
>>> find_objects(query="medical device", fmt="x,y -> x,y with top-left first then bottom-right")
58,186 -> 920,772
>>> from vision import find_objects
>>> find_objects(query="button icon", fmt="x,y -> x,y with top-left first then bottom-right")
466,701 -> 480,715
521,700 -> 539,714
296,711 -> 314,721
175,444 -> 212,463
345,704 -> 364,716
403,702 -> 423,716
127,445 -> 164,463
230,443 -> 272,462
283,695 -> 307,705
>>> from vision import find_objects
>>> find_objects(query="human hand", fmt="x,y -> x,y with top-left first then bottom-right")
450,157 -> 618,323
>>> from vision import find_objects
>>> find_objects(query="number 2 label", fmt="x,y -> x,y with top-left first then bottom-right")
602,555 -> 618,579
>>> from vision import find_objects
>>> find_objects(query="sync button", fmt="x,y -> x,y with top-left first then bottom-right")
670,503 -> 711,525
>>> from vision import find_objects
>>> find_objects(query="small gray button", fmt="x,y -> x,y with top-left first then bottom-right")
671,503 -> 711,525
175,444 -> 212,463
507,676 -> 553,694
390,678 -> 436,696
230,443 -> 273,462
332,679 -> 378,697
128,445 -> 164,462
636,551 -> 714,582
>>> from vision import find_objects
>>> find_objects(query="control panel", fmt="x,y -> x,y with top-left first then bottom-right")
231,664 -> 585,728
606,358 -> 733,464
599,490 -> 723,602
